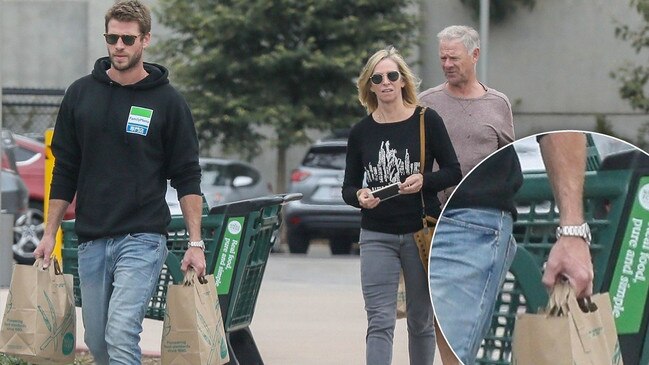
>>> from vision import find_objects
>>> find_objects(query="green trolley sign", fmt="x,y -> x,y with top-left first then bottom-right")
610,176 -> 649,334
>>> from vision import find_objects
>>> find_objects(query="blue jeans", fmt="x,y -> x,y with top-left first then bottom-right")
429,208 -> 516,365
360,229 -> 435,365
78,233 -> 168,365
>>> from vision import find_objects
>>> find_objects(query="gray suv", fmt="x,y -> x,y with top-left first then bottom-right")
283,139 -> 361,254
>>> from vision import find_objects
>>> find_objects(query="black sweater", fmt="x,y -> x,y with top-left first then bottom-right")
445,145 -> 523,217
51,57 -> 201,242
342,107 -> 461,234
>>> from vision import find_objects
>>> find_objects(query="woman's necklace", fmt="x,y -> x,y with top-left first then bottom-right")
377,107 -> 410,123
379,110 -> 388,123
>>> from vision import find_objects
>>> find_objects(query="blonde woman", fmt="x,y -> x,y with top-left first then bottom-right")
342,46 -> 461,365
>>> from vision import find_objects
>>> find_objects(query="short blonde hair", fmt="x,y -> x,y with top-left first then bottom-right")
357,46 -> 420,114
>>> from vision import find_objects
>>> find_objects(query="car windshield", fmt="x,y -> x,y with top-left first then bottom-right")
201,164 -> 230,187
303,147 -> 346,170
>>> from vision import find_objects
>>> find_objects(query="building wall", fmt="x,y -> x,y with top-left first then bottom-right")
4,1 -> 86,88
2,0 -> 648,188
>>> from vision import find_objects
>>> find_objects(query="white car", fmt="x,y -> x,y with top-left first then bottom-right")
166,158 -> 273,215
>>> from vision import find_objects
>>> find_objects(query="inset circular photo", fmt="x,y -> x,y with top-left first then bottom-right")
429,131 -> 647,365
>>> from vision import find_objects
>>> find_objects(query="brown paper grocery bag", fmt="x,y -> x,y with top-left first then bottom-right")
512,282 -> 623,365
161,270 -> 229,365
0,258 -> 76,364
591,292 -> 624,365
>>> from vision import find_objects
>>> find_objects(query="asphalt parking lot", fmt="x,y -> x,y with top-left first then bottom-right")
253,241 -> 442,364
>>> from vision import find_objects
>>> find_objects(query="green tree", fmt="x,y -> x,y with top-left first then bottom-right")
612,0 -> 649,149
152,0 -> 418,190
612,0 -> 649,113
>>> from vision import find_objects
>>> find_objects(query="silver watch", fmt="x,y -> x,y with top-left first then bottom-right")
556,223 -> 591,245
188,239 -> 205,250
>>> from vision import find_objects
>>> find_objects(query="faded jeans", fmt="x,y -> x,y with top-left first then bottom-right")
78,233 -> 168,365
429,208 -> 516,365
360,229 -> 435,365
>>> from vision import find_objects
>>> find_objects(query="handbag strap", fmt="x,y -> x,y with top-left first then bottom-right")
418,107 -> 429,228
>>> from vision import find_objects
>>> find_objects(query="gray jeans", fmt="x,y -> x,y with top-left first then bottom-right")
360,229 -> 435,365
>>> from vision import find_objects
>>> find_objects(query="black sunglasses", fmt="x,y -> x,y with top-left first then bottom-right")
370,71 -> 400,85
104,33 -> 141,46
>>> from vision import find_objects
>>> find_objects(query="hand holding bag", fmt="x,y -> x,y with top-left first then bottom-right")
512,281 -> 623,365
0,258 -> 76,364
413,107 -> 437,272
161,269 -> 229,365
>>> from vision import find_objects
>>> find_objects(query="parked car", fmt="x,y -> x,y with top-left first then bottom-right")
283,138 -> 361,254
166,157 -> 274,215
11,133 -> 76,264
1,130 -> 30,263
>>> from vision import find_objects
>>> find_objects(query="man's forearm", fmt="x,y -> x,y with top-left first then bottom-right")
179,194 -> 203,242
43,199 -> 71,239
539,133 -> 587,225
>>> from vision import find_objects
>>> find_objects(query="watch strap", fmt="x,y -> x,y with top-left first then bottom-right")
556,223 -> 591,245
188,239 -> 205,250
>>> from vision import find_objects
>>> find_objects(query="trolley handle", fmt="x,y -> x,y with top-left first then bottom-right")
281,193 -> 303,204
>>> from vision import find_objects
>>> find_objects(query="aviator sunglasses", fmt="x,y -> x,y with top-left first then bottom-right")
370,71 -> 400,85
104,33 -> 141,46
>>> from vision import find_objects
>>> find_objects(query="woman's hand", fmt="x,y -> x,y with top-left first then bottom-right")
357,188 -> 380,209
399,173 -> 423,194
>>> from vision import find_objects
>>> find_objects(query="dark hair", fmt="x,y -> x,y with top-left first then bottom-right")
105,0 -> 152,35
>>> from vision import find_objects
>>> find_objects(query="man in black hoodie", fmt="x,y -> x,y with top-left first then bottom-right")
34,1 -> 204,364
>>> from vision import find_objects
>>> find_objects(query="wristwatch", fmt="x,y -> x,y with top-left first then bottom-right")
188,239 -> 205,251
556,223 -> 591,245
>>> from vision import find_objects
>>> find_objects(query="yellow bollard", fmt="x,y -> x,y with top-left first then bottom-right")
44,128 -> 63,262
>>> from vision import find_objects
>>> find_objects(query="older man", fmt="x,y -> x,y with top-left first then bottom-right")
419,25 -> 514,205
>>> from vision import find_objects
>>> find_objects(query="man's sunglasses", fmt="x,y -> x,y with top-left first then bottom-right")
370,71 -> 400,85
104,33 -> 141,46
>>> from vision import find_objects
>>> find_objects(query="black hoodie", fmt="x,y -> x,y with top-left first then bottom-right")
51,57 -> 201,242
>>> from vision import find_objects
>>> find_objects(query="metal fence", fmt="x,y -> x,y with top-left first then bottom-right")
2,88 -> 64,138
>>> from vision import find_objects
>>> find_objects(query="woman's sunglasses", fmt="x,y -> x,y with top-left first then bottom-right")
104,33 -> 141,46
370,71 -> 400,85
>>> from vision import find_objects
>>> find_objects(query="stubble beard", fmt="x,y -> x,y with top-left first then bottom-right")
110,48 -> 143,72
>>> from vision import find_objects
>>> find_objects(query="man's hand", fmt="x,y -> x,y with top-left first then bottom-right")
542,236 -> 594,298
181,247 -> 207,277
33,199 -> 70,268
33,235 -> 57,268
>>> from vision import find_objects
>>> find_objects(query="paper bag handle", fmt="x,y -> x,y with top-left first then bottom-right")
34,256 -> 63,275
547,280 -> 598,316
183,268 -> 208,286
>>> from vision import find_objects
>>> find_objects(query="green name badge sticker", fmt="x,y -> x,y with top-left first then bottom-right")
125,106 -> 153,136
610,176 -> 649,334
213,217 -> 245,295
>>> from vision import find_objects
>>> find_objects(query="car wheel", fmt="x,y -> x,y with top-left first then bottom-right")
330,237 -> 352,255
13,200 -> 45,265
287,228 -> 309,254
